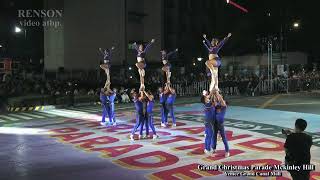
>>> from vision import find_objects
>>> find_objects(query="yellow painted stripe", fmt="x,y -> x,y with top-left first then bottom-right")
28,107 -> 34,111
41,106 -> 44,111
259,94 -> 281,109
15,107 -> 20,112
35,106 -> 40,111
22,107 -> 27,111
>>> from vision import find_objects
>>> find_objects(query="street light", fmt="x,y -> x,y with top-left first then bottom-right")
0,44 -> 2,48
293,22 -> 299,28
14,26 -> 27,39
128,66 -> 132,70
15,26 -> 22,33
197,57 -> 203,61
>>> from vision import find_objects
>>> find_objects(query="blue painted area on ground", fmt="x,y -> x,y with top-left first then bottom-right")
228,106 -> 320,133
176,103 -> 320,133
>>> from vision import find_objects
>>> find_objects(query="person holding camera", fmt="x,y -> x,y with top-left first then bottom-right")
283,118 -> 313,180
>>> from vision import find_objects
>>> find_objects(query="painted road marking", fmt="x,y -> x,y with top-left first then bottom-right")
70,107 -> 100,113
259,94 -> 281,108
68,106 -> 133,113
19,112 -> 45,119
8,114 -> 33,120
0,115 -> 20,121
32,111 -> 57,117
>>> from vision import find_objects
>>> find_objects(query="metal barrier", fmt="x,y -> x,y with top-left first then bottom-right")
172,77 -> 320,97
253,77 -> 320,95
172,81 -> 209,96
171,81 -> 240,96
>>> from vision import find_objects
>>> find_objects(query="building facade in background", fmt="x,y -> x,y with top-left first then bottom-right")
44,0 -> 163,71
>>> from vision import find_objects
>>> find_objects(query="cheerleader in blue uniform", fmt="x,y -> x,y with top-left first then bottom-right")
144,90 -> 158,139
132,39 -> 155,90
212,93 -> 230,157
100,88 -> 112,126
130,89 -> 145,140
165,85 -> 177,127
160,48 -> 178,84
201,90 -> 215,155
108,88 -> 117,125
158,87 -> 168,127
202,33 -> 231,94
99,46 -> 114,89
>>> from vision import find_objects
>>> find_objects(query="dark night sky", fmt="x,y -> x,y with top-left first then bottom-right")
1,0 -> 319,62
227,0 -> 320,56
0,0 -> 44,61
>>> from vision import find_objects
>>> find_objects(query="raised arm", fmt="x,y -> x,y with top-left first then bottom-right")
164,86 -> 170,95
132,43 -> 139,52
217,93 -> 227,107
167,48 -> 178,58
168,86 -> 176,95
217,33 -> 232,50
109,46 -> 115,54
138,90 -> 144,101
143,91 -> 154,101
143,39 -> 155,53
203,40 -> 210,51
203,34 -> 211,47
99,48 -> 105,56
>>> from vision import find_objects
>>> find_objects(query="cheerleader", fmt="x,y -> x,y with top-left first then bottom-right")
100,88 -> 112,126
132,39 -> 155,90
99,46 -> 115,90
212,93 -> 230,157
130,89 -> 146,140
108,88 -> 117,125
202,33 -> 231,94
165,84 -> 177,127
161,48 -> 178,84
159,87 -> 168,127
144,90 -> 159,139
201,90 -> 215,155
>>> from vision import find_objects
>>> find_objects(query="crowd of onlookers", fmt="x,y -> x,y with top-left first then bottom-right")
1,65 -> 320,108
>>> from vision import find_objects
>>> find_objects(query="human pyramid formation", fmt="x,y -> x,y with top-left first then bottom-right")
201,32 -> 232,157
98,33 -> 232,151
99,46 -> 117,126
98,39 -> 179,140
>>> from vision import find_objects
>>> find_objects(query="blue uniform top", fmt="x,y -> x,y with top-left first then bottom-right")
99,48 -> 112,61
108,93 -> 116,104
203,37 -> 229,55
216,106 -> 227,123
204,102 -> 214,111
133,97 -> 144,115
133,42 -> 153,58
204,101 -> 215,115
166,93 -> 176,105
147,100 -> 154,114
100,92 -> 108,105
159,93 -> 167,104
